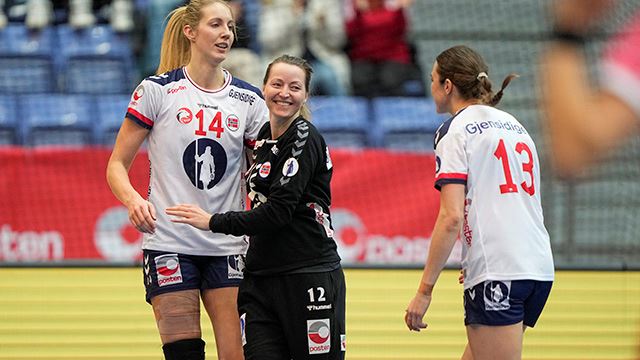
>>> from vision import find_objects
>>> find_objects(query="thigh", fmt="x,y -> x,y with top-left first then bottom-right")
151,289 -> 202,344
202,287 -> 243,360
199,254 -> 244,291
466,323 -> 524,360
238,275 -> 290,360
522,281 -> 552,327
281,268 -> 346,360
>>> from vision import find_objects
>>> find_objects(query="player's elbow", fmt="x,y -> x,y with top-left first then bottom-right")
439,212 -> 463,233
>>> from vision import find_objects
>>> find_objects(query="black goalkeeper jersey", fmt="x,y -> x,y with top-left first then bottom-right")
210,116 -> 341,275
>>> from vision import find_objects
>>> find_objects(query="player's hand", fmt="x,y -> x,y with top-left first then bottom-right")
404,292 -> 431,332
126,195 -> 156,234
458,270 -> 464,284
166,204 -> 212,231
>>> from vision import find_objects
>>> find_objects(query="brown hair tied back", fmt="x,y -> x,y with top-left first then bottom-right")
436,45 -> 518,107
263,54 -> 314,120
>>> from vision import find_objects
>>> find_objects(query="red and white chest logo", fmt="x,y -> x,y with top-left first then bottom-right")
226,114 -> 239,132
259,162 -> 271,178
176,107 -> 193,124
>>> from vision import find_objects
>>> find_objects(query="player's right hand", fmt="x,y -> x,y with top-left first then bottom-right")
126,195 -> 156,234
404,293 -> 431,332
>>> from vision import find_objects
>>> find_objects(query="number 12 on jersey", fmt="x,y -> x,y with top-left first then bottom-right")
194,109 -> 224,138
494,138 -> 535,196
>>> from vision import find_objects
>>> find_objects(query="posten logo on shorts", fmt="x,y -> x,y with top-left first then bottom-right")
307,319 -> 330,354
154,254 -> 183,287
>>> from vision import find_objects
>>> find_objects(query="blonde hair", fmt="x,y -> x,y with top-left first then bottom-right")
436,45 -> 517,107
263,55 -> 314,120
156,0 -> 234,75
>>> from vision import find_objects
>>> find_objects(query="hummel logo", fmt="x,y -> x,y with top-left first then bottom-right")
144,255 -> 150,275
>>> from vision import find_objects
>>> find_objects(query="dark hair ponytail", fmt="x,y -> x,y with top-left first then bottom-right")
436,45 -> 518,107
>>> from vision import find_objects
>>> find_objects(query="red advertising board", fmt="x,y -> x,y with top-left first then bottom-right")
0,148 -> 461,265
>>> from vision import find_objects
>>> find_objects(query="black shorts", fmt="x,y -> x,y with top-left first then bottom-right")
463,279 -> 553,327
143,249 -> 245,303
238,267 -> 346,360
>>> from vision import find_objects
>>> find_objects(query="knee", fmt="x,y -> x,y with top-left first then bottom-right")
153,291 -> 202,343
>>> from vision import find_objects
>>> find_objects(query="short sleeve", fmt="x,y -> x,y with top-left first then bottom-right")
244,96 -> 269,148
434,123 -> 468,191
126,79 -> 160,129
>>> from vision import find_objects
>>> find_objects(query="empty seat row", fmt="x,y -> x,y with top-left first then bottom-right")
310,96 -> 448,151
0,95 -> 449,152
0,24 -> 136,94
0,94 -> 128,146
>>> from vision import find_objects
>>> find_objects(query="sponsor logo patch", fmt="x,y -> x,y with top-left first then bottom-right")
240,313 -> 247,346
282,158 -> 299,177
176,107 -> 193,124
133,85 -> 144,101
484,280 -> 511,311
154,254 -> 183,287
226,114 -> 239,131
167,85 -> 187,94
307,319 -> 331,354
259,162 -> 271,178
227,255 -> 245,279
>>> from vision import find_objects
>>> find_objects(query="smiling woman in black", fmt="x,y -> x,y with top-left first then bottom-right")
166,55 -> 346,360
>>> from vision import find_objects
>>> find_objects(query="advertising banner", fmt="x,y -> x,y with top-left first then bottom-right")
0,148 -> 461,266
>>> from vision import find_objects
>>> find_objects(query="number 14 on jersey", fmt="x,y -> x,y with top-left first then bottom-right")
194,109 -> 224,138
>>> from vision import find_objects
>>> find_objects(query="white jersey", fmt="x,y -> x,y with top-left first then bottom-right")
434,105 -> 554,289
126,67 -> 269,256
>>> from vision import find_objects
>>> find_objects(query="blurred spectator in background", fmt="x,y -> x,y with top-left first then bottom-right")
541,0 -> 640,177
223,0 -> 262,86
345,0 -> 424,98
259,0 -> 351,95
141,0 -> 185,75
0,0 -> 8,27
20,0 -> 133,31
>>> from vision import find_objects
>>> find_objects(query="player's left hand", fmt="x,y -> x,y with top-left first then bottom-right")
166,204 -> 212,231
404,293 -> 431,332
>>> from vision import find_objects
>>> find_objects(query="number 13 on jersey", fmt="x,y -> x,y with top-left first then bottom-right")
494,138 -> 535,196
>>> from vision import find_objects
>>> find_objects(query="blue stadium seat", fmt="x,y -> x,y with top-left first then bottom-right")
95,94 -> 129,145
20,94 -> 94,146
56,25 -> 135,94
0,95 -> 20,145
371,97 -> 448,152
308,96 -> 370,149
0,24 -> 57,93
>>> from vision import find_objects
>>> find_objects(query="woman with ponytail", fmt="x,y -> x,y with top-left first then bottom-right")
404,45 -> 554,360
106,1 -> 269,359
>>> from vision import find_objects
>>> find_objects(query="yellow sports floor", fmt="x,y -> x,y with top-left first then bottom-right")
0,268 -> 638,360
